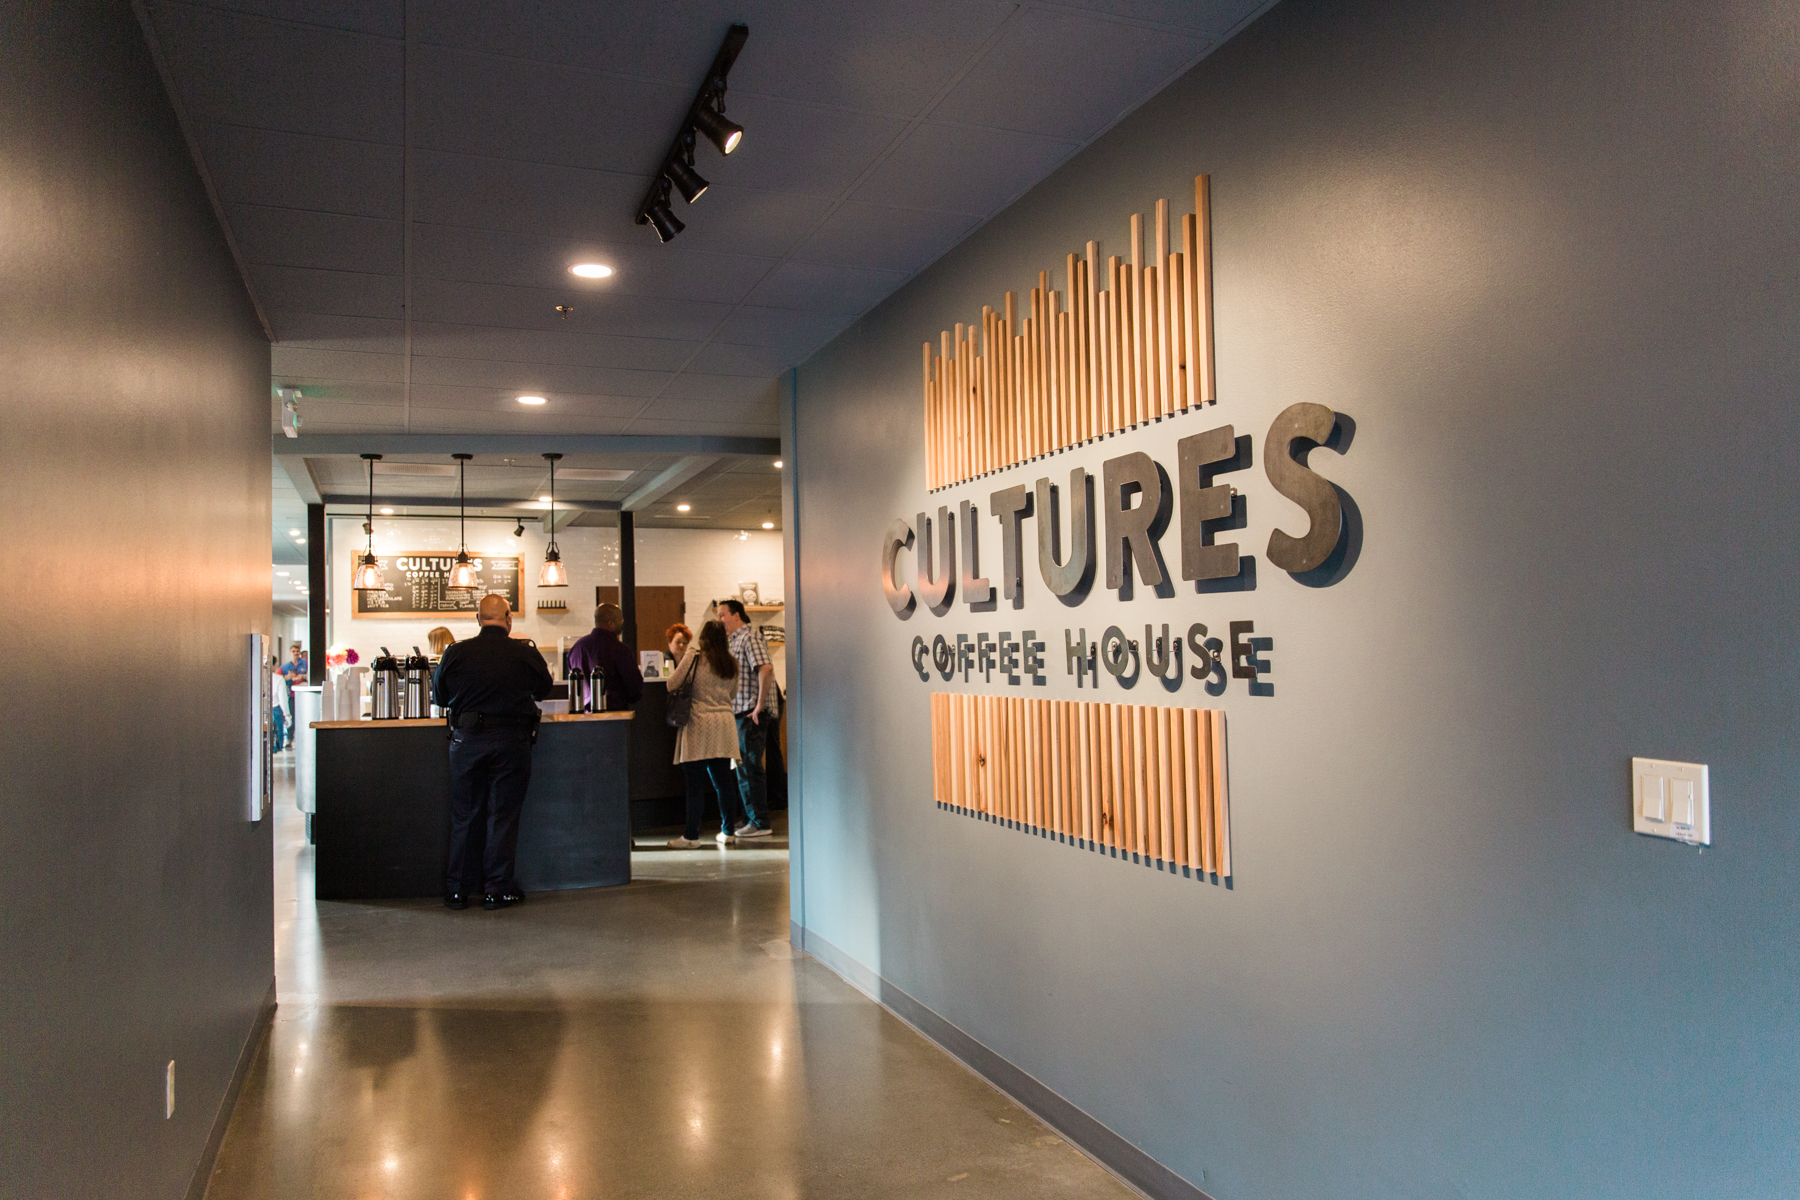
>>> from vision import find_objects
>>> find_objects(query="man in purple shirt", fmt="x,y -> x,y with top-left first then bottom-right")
566,603 -> 643,711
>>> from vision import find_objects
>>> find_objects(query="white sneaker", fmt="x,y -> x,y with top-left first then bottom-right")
666,836 -> 703,849
737,825 -> 773,839
715,830 -> 737,844
732,822 -> 755,836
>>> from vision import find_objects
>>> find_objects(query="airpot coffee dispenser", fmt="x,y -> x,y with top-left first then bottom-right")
371,647 -> 402,720
402,646 -> 431,718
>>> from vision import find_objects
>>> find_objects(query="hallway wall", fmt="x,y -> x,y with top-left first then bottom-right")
0,3 -> 273,1196
787,0 -> 1800,1196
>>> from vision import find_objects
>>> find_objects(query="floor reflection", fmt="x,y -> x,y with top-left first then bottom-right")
206,760 -> 1126,1199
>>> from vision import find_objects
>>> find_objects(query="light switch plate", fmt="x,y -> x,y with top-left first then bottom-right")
1632,757 -> 1709,845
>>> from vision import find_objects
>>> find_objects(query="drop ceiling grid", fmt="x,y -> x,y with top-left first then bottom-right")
149,0 -> 1277,439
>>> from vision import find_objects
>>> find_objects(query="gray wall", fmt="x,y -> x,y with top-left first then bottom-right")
789,0 -> 1800,1196
0,3 -> 273,1196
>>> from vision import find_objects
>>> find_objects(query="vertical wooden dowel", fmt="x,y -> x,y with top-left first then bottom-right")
1181,709 -> 1201,868
1128,704 -> 1146,857
1196,708 -> 1215,874
1016,698 -> 1028,827
1157,706 -> 1176,864
1169,253 -> 1186,413
1211,709 -> 1230,876
1168,705 -> 1187,866
1180,213 -> 1199,412
1155,198 -> 1170,420
1195,174 -> 1216,405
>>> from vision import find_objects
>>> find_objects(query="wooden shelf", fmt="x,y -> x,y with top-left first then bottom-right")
746,604 -> 784,612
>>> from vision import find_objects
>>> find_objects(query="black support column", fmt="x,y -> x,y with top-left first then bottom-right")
619,509 -> 637,653
307,502 -> 326,683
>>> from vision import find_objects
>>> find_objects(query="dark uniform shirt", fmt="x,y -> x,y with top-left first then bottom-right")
566,627 -> 643,711
432,625 -> 553,717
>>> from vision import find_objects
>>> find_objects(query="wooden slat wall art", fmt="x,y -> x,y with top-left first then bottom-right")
929,692 -> 1231,880
924,175 -> 1217,492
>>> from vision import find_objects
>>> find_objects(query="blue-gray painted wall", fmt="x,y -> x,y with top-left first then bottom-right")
0,3 -> 274,1195
789,0 -> 1800,1195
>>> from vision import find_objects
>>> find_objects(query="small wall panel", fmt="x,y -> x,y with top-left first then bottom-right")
930,693 -> 1231,880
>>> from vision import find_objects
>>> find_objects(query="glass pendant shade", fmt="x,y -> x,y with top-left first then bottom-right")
447,550 -> 480,591
539,550 -> 568,588
351,553 -> 386,592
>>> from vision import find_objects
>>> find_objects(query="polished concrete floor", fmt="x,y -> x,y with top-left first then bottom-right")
204,753 -> 1132,1199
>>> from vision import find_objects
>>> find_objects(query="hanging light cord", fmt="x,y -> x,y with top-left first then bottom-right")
366,457 -> 376,553
547,457 -> 557,554
459,456 -> 467,552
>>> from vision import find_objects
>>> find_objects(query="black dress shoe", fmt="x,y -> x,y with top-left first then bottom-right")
482,888 -> 524,911
444,892 -> 469,910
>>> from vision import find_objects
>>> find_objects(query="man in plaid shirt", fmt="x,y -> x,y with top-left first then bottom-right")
717,598 -> 775,838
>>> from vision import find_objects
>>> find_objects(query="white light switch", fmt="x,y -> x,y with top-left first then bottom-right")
1631,757 -> 1709,845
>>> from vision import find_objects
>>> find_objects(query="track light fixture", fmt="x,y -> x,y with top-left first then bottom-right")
635,24 -> 748,243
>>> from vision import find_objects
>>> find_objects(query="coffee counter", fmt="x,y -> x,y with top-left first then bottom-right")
310,711 -> 634,900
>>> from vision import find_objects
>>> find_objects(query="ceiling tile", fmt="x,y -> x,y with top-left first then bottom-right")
408,322 -> 700,373
229,204 -> 403,274
407,356 -> 672,398
697,93 -> 910,197
409,277 -> 733,341
193,122 -> 401,217
274,380 -> 405,407
931,7 -> 1208,140
267,311 -> 404,354
281,398 -> 408,429
148,2 -> 403,142
659,374 -> 776,403
412,224 -> 775,306
411,2 -> 739,86
271,346 -> 403,384
253,265 -> 403,319
744,260 -> 911,313
1050,0 -> 1269,36
178,0 -> 404,38
405,384 -> 648,417
851,121 -> 1078,216
709,306 -> 848,353
686,340 -> 806,378
654,185 -> 835,259
412,151 -> 648,242
790,202 -> 980,273
412,46 -> 689,173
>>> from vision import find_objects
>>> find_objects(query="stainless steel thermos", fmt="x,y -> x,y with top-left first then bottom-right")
402,647 -> 430,719
566,665 -> 590,714
371,647 -> 402,720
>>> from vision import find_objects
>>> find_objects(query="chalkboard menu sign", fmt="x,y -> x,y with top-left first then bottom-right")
351,554 -> 523,618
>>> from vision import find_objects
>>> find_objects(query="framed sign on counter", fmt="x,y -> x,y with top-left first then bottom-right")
352,554 -> 523,618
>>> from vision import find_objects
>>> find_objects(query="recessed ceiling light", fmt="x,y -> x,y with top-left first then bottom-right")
773,460 -> 783,468
295,538 -> 306,544
676,503 -> 691,512
517,395 -> 548,406
539,495 -> 552,502
276,571 -> 290,577
569,263 -> 612,278
762,521 -> 774,529
288,529 -> 301,536
379,507 -> 394,515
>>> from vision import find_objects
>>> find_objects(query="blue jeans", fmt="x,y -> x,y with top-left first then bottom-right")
271,704 -> 288,751
681,758 -> 740,840
735,713 -> 769,831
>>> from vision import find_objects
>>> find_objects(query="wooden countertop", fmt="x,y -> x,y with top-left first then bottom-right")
311,711 -> 634,730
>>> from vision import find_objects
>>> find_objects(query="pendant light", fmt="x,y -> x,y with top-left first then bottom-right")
351,454 -> 387,591
447,453 -> 480,591
539,452 -> 569,587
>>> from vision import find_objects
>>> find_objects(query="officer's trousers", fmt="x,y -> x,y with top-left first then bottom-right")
446,726 -> 534,895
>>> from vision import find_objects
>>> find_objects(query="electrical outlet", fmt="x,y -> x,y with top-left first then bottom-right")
165,1060 -> 175,1119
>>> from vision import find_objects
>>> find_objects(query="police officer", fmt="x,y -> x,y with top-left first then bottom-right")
432,593 -> 553,910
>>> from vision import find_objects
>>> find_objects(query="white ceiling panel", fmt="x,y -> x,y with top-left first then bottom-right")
271,346 -> 404,384
148,0 -> 1273,438
412,225 -> 775,305
852,121 -> 1080,215
149,3 -> 402,142
229,205 -> 403,274
791,202 -> 982,273
254,265 -> 403,319
194,123 -> 401,218
406,356 -> 672,398
407,323 -> 699,373
268,312 -> 405,354
932,7 -> 1210,140
744,260 -> 913,314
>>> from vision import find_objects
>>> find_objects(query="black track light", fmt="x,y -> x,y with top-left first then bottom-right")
694,103 -> 744,156
666,155 -> 709,204
646,200 -> 685,243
